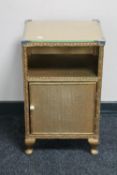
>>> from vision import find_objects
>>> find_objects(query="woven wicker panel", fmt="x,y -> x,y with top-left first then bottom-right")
29,82 -> 96,134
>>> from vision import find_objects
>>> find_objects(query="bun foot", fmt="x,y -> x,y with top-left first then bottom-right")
91,148 -> 98,155
88,138 -> 99,155
25,137 -> 36,155
25,148 -> 33,155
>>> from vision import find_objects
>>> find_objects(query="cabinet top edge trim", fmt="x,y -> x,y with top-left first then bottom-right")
22,41 -> 105,47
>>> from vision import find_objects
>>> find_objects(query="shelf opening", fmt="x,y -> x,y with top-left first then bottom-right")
27,52 -> 98,81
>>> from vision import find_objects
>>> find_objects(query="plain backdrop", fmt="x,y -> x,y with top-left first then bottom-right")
0,0 -> 117,101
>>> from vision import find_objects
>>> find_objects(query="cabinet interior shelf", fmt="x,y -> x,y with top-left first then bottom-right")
28,54 -> 98,81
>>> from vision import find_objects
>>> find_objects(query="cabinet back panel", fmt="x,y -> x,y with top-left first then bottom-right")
28,46 -> 99,55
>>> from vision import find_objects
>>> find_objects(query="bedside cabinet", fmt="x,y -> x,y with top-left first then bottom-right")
22,20 -> 105,155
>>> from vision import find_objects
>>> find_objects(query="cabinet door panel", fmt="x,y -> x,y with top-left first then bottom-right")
29,82 -> 96,134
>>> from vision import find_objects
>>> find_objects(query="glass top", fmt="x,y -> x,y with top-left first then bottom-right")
22,20 -> 105,44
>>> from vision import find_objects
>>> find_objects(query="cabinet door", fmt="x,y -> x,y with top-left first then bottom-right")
29,82 -> 96,134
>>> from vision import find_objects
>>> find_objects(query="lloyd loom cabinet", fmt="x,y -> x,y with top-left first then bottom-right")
22,20 -> 105,155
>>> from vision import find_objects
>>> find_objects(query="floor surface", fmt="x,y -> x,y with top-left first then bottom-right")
0,114 -> 117,175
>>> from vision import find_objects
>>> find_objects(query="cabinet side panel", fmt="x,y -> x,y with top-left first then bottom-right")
22,46 -> 30,135
95,46 -> 104,136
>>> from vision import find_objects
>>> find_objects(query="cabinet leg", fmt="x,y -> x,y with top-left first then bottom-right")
25,138 -> 36,155
88,138 -> 99,155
